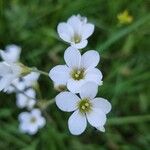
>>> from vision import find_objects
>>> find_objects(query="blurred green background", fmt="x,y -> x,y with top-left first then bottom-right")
0,0 -> 150,149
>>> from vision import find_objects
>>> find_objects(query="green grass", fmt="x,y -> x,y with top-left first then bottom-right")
0,0 -> 150,149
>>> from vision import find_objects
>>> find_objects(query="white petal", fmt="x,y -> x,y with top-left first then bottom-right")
49,65 -> 70,85
92,98 -> 112,114
67,79 -> 86,93
71,40 -> 88,49
55,92 -> 80,112
37,117 -> 46,128
25,88 -> 36,98
67,15 -> 82,34
18,112 -> 30,122
57,23 -> 73,43
27,124 -> 38,135
85,68 -> 103,85
79,82 -> 98,99
81,23 -> 94,39
31,109 -> 41,117
81,50 -> 100,69
16,93 -> 27,108
64,47 -> 81,68
86,108 -> 106,127
96,126 -> 105,132
68,110 -> 87,135
0,45 -> 21,63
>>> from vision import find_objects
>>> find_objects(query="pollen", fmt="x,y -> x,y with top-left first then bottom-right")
78,99 -> 92,113
71,68 -> 85,80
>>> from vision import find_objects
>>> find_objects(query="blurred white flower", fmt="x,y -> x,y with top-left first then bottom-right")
7,72 -> 40,94
16,88 -> 36,110
0,62 -> 21,92
57,14 -> 94,49
49,47 -> 102,93
0,44 -> 21,63
55,82 -> 111,135
19,109 -> 46,135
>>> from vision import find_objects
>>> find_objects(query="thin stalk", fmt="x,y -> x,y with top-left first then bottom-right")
31,67 -> 49,76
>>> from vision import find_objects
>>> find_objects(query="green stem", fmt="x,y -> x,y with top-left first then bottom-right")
108,114 -> 150,125
31,67 -> 49,76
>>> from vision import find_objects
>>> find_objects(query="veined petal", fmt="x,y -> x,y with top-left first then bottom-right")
86,108 -> 106,127
57,23 -> 74,43
64,47 -> 81,68
85,68 -> 103,85
71,40 -> 88,49
49,65 -> 70,85
92,98 -> 112,114
68,110 -> 87,135
79,82 -> 98,99
81,50 -> 100,69
67,78 -> 86,93
55,92 -> 80,112
82,23 -> 94,39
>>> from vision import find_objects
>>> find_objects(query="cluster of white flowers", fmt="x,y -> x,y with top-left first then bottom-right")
49,14 -> 112,135
0,14 -> 112,136
0,45 -> 45,135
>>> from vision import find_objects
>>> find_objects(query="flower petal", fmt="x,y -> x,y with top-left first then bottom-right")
85,68 -> 103,85
71,40 -> 88,49
64,47 -> 81,68
92,98 -> 112,114
67,15 -> 82,34
81,50 -> 100,69
55,92 -> 80,112
68,110 -> 87,135
79,82 -> 98,99
49,65 -> 70,85
82,23 -> 94,39
96,126 -> 105,132
86,108 -> 106,127
18,112 -> 30,122
57,23 -> 73,43
67,78 -> 86,93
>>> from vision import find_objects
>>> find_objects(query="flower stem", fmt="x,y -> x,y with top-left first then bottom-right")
108,114 -> 150,125
31,67 -> 49,77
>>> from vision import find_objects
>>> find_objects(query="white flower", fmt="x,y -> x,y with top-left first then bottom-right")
19,109 -> 46,135
57,14 -> 94,49
7,72 -> 40,94
49,47 -> 103,93
55,82 -> 111,135
16,88 -> 36,110
23,72 -> 40,87
0,44 -> 21,63
0,62 -> 21,92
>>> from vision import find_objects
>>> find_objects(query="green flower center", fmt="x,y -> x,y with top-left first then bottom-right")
30,117 -> 36,123
72,34 -> 81,43
71,69 -> 85,80
78,99 -> 92,113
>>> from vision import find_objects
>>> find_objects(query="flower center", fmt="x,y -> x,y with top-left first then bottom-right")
71,69 -> 85,80
72,34 -> 81,43
78,99 -> 92,113
30,117 -> 36,123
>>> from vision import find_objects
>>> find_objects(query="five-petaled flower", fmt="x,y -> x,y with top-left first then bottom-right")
19,109 -> 46,135
49,47 -> 103,93
57,14 -> 94,49
55,82 -> 111,135
16,88 -> 37,110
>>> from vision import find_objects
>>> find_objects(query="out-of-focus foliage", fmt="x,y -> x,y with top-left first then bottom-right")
0,0 -> 150,149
